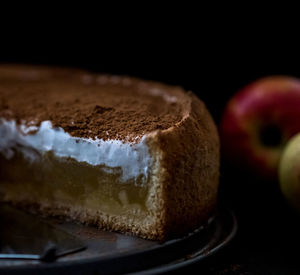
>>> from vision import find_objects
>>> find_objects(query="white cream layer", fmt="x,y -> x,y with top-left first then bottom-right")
0,120 -> 152,182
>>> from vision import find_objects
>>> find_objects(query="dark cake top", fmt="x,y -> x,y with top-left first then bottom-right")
0,65 -> 189,141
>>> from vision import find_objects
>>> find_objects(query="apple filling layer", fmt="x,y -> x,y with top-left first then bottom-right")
0,150 -> 151,221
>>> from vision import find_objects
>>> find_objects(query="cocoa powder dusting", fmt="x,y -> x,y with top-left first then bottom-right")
0,65 -> 188,142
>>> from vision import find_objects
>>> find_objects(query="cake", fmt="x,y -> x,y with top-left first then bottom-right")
0,65 -> 220,241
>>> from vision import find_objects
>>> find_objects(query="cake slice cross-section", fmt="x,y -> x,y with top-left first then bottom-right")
0,65 -> 220,241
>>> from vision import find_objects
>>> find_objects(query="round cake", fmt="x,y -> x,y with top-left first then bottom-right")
0,65 -> 220,241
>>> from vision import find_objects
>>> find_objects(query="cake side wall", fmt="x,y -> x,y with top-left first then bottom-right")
143,143 -> 167,240
154,92 -> 220,240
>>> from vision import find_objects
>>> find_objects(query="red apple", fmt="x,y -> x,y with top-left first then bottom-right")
221,76 -> 300,180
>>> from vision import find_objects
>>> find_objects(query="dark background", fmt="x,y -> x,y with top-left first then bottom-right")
1,30 -> 300,274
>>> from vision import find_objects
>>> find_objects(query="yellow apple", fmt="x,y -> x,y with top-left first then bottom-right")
279,133 -> 300,211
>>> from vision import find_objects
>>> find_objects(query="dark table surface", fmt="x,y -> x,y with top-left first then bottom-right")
175,169 -> 300,275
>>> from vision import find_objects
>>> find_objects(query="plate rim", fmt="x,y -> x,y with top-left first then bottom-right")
0,208 -> 238,274
132,209 -> 238,274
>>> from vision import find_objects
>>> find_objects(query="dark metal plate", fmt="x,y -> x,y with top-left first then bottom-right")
0,207 -> 237,274
0,205 -> 86,261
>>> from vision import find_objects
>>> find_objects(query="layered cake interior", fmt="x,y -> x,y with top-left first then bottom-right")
0,65 -> 220,240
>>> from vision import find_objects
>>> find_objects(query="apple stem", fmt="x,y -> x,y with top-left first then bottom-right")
259,125 -> 283,147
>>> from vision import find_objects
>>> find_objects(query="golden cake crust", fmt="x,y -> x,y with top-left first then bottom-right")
146,92 -> 220,240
